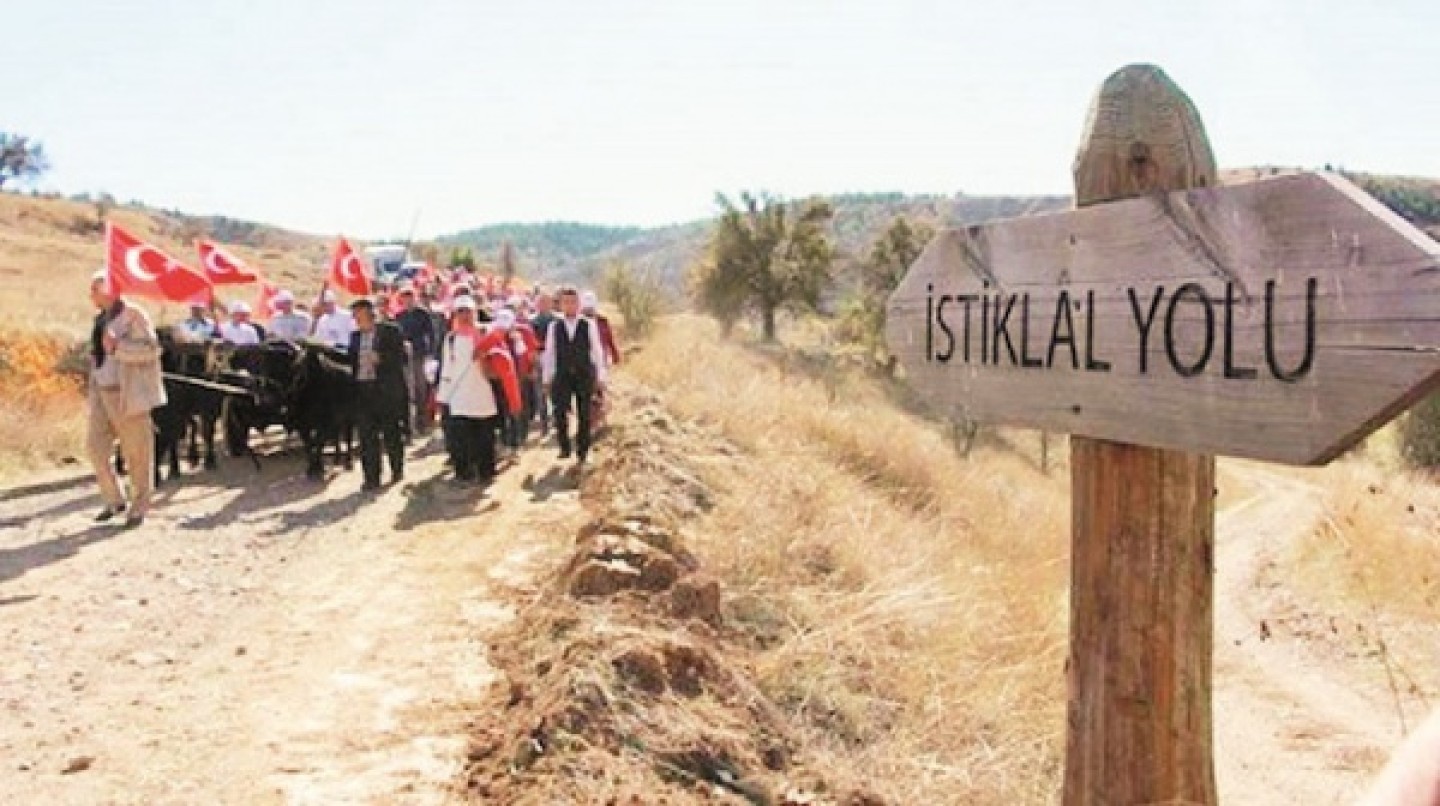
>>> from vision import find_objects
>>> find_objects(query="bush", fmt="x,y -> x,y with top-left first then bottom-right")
603,261 -> 665,339
1401,392 -> 1440,469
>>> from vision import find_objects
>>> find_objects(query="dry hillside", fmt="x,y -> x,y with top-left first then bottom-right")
0,193 -> 331,335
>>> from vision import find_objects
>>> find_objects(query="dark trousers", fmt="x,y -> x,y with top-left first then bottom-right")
450,415 -> 496,481
551,372 -> 595,459
501,381 -> 529,450
490,380 -> 516,450
440,405 -> 455,459
516,374 -> 538,443
531,375 -> 550,433
356,383 -> 404,484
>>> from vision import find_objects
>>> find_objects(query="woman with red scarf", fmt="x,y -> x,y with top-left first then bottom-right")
480,315 -> 524,462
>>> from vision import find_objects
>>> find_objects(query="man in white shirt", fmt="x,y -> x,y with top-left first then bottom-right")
218,302 -> 262,346
312,289 -> 356,348
177,300 -> 217,343
267,290 -> 312,342
540,287 -> 608,464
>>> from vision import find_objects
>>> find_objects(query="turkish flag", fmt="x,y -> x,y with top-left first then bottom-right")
329,237 -> 371,296
255,279 -> 281,320
197,239 -> 260,285
106,223 -> 213,304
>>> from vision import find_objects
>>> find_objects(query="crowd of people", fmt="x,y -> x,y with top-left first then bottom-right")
84,266 -> 622,526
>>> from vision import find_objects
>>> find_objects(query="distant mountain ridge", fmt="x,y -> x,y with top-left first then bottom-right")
440,191 -> 1073,291
438,171 -> 1440,294
439,222 -> 645,267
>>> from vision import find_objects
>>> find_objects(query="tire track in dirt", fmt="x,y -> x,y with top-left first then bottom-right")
0,435 -> 586,804
1214,462 -> 1401,804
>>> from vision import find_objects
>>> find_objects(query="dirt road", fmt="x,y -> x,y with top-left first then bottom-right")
0,421 -> 1422,804
1214,462 -> 1407,804
0,435 -> 583,805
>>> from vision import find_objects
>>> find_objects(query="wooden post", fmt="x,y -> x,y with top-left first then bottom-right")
1063,64 -> 1219,805
885,57 -> 1440,804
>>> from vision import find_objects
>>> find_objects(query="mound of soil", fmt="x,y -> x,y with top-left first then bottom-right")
463,386 -> 883,805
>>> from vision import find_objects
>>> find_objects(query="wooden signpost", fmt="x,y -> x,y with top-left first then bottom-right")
886,64 -> 1440,805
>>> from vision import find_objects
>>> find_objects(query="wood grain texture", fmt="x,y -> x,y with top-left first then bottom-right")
1068,64 -> 1218,806
885,168 -> 1440,466
1066,439 -> 1216,806
1073,64 -> 1217,206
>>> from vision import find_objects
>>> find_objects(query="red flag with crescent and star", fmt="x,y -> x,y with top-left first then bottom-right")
105,223 -> 213,303
197,239 -> 261,285
255,279 -> 281,320
328,237 -> 372,296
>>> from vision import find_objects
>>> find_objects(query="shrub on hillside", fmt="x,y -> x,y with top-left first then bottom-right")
0,331 -> 87,477
603,261 -> 665,339
837,215 -> 932,372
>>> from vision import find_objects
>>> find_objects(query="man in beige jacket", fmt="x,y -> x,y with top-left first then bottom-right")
86,271 -> 166,528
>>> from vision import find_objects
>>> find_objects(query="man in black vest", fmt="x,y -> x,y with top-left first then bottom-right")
348,298 -> 408,491
540,287 -> 609,464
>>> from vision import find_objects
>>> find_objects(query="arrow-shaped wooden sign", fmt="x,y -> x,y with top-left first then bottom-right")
886,170 -> 1440,465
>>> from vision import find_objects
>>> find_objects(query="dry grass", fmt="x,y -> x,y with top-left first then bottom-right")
1284,432 -> 1440,721
0,329 -> 87,481
0,192 -> 329,337
625,314 -> 1069,804
1290,451 -> 1440,624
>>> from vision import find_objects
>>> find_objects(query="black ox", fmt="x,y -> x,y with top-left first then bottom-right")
148,331 -> 226,485
289,343 -> 357,479
219,341 -> 301,467
141,337 -> 362,483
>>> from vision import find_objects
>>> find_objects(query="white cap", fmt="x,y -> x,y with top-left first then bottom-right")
230,301 -> 251,315
274,289 -> 295,304
493,309 -> 516,330
580,291 -> 599,310
506,295 -> 525,309
91,269 -> 112,292
188,296 -> 209,308
451,295 -> 477,312
320,289 -> 338,303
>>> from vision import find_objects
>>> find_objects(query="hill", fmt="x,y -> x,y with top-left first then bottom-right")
0,193 -> 331,335
1346,171 -> 1440,237
439,171 -> 1440,298
439,221 -> 645,276
437,192 -> 1073,292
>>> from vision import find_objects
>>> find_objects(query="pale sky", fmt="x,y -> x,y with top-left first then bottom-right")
7,0 -> 1437,239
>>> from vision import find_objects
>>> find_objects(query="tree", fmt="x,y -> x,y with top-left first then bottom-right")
0,133 -> 49,190
498,239 -> 517,283
449,245 -> 477,271
699,191 -> 834,341
838,215 -> 933,370
691,256 -> 746,338
603,260 -> 665,338
863,215 -> 931,299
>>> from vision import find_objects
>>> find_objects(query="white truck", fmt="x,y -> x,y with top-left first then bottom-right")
363,244 -> 408,284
